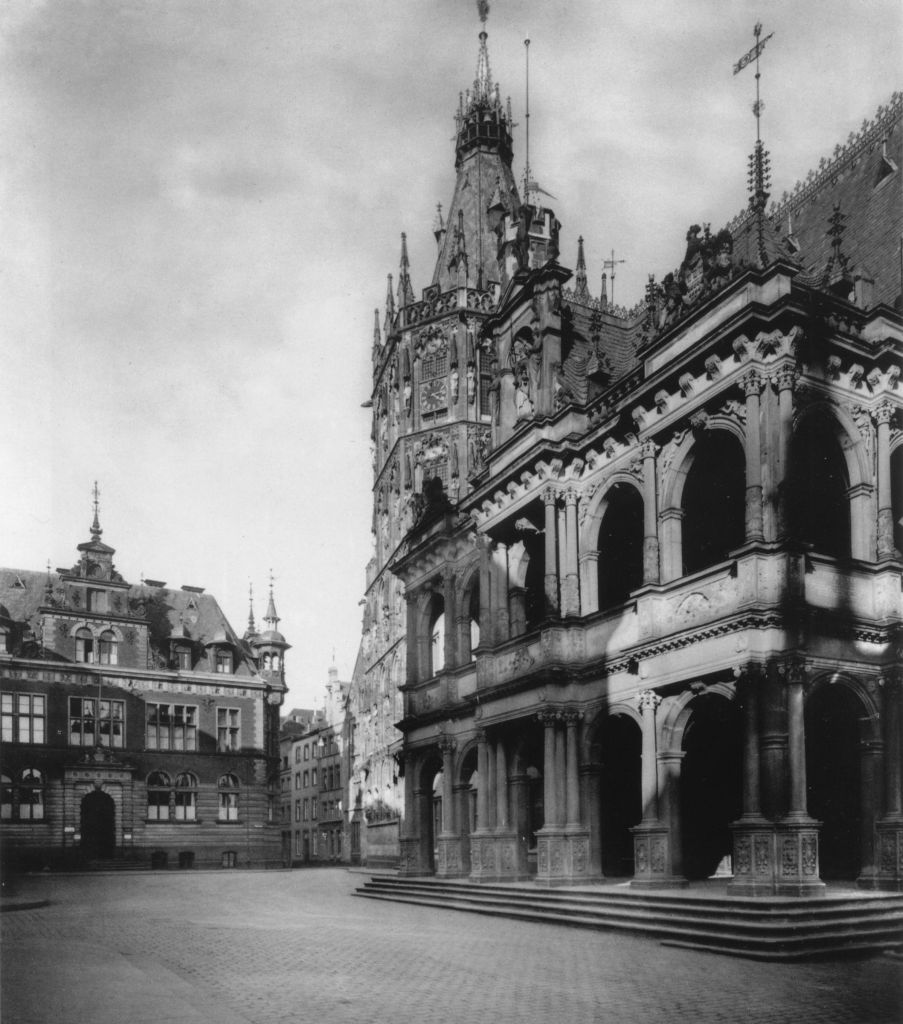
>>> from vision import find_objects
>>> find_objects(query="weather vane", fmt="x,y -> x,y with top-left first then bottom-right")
733,22 -> 774,143
603,249 -> 626,307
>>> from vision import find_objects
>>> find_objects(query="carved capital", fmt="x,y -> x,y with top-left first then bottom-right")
740,369 -> 763,398
563,485 -> 579,507
636,689 -> 661,713
542,486 -> 559,507
874,400 -> 895,426
641,440 -> 659,461
438,734 -> 457,756
537,707 -> 560,727
773,366 -> 797,392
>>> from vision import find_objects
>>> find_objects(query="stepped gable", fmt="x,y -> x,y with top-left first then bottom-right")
728,92 -> 902,307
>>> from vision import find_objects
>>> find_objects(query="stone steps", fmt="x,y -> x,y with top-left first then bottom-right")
353,876 -> 903,960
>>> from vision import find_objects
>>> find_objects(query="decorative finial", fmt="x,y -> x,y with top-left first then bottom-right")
248,582 -> 256,633
44,560 -> 53,601
735,23 -> 774,268
602,250 -> 626,308
574,236 -> 589,302
477,0 -> 489,25
91,480 -> 102,540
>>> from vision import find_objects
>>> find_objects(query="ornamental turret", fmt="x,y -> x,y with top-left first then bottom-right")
251,576 -> 290,702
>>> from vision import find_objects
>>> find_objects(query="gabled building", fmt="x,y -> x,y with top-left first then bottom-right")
0,496 -> 287,871
363,11 -> 903,894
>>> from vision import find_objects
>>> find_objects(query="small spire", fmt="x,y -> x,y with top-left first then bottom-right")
90,481 -> 102,540
372,308 -> 381,350
397,233 -> 415,308
574,236 -> 589,301
433,203 -> 446,247
44,560 -> 53,602
600,271 -> 608,307
264,570 -> 279,630
383,274 -> 395,336
247,582 -> 257,634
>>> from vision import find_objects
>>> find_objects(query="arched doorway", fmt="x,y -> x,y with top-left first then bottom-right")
597,484 -> 644,610
598,714 -> 642,877
788,415 -> 851,557
806,684 -> 862,880
680,694 -> 742,879
682,431 -> 746,574
81,788 -> 116,859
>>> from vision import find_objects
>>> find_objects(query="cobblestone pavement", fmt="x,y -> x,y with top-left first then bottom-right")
2,869 -> 901,1024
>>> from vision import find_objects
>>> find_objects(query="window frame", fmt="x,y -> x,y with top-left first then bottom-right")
1,692 -> 46,744
216,707 -> 241,752
146,702 -> 198,752
69,696 -> 124,749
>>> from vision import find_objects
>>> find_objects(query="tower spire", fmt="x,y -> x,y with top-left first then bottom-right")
247,582 -> 257,634
90,480 -> 102,541
397,233 -> 415,308
574,236 -> 589,302
264,570 -> 280,631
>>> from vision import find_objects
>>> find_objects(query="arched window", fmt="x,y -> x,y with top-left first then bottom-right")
682,431 -> 746,574
788,417 -> 851,558
18,769 -> 44,820
75,627 -> 94,664
428,596 -> 445,676
147,771 -> 171,821
597,483 -> 644,610
98,630 -> 118,666
218,773 -> 240,821
174,772 -> 198,822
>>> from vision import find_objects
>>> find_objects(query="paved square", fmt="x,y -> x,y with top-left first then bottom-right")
2,869 -> 900,1024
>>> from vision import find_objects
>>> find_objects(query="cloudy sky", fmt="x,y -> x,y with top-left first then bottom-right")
0,0 -> 899,706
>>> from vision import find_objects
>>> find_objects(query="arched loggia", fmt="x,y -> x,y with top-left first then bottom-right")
597,483 -> 644,610
682,430 -> 746,575
787,413 -> 851,558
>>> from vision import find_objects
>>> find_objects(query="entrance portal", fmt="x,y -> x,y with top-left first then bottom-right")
80,788 -> 116,859
806,684 -> 861,880
599,714 -> 641,877
680,694 -> 741,879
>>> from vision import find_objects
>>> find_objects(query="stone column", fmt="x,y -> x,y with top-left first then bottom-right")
741,370 -> 765,542
875,401 -> 896,559
436,735 -> 464,878
857,738 -> 883,889
398,752 -> 421,876
564,712 -> 581,828
543,487 -> 559,617
443,569 -> 456,672
508,587 -> 527,637
486,738 -> 497,830
475,731 -> 489,832
509,771 -> 531,876
578,551 -> 599,614
631,690 -> 682,888
580,760 -> 603,878
478,537 -> 492,647
773,365 -> 796,540
877,672 -> 903,890
776,659 -> 825,895
658,508 -> 684,583
492,543 -> 510,643
495,737 -> 509,831
405,593 -> 418,685
729,665 -> 778,895
641,441 -> 660,584
562,487 -> 580,616
638,691 -> 660,824
540,710 -> 558,828
440,738 -> 456,835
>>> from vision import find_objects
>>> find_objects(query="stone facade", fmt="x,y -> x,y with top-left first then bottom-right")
0,503 -> 287,872
364,18 -> 903,894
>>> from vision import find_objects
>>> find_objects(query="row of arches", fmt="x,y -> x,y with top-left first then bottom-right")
411,678 -> 878,883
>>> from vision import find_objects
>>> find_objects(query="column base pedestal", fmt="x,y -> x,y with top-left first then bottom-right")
435,835 -> 469,878
469,831 -> 529,882
773,818 -> 826,896
535,828 -> 595,887
874,819 -> 903,891
398,836 -> 428,877
630,823 -> 687,890
729,818 -> 780,895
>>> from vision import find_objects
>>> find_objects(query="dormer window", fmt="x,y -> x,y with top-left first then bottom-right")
215,651 -> 232,674
98,630 -> 118,666
75,627 -> 94,663
174,646 -> 191,670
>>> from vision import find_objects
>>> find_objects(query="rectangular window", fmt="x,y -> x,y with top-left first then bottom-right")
295,746 -> 301,763
174,790 -> 197,822
1,694 -> 46,744
303,744 -> 309,761
87,589 -> 108,613
215,652 -> 232,674
146,704 -> 197,751
295,831 -> 302,856
177,648 -> 191,670
303,770 -> 309,787
303,798 -> 309,820
69,697 -> 124,748
311,798 -> 318,821
311,768 -> 317,787
294,772 -> 301,789
147,789 -> 170,821
217,708 -> 240,751
335,765 -> 341,788
294,800 -> 301,822
218,791 -> 239,822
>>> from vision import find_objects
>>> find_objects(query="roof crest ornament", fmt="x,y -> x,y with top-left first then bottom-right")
735,23 -> 774,267
91,480 -> 103,540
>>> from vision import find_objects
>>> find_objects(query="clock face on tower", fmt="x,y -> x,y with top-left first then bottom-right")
420,377 -> 448,414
